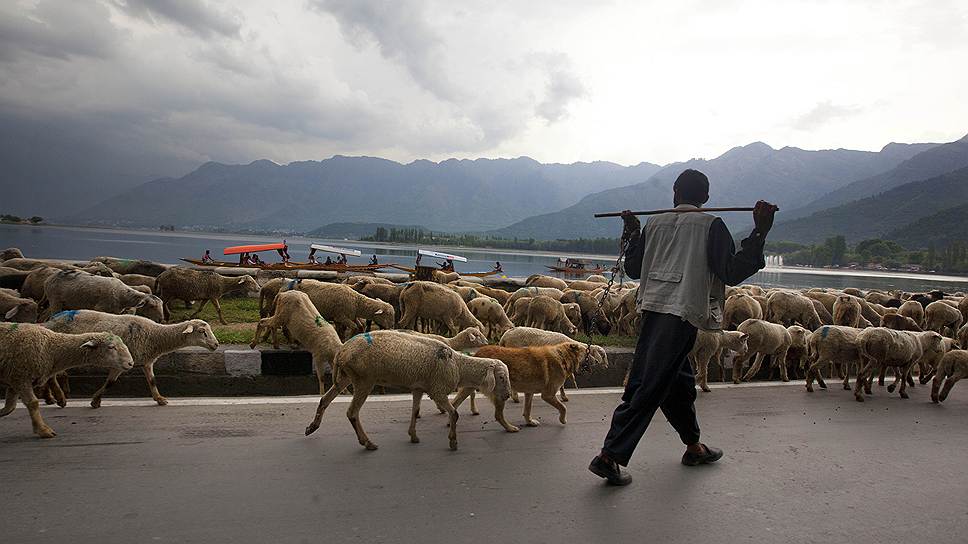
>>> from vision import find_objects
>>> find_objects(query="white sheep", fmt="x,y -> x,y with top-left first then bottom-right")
0,324 -> 133,437
931,349 -> 968,403
399,281 -> 483,336
688,329 -> 749,392
284,279 -> 395,339
854,328 -> 944,401
45,310 -> 218,407
803,325 -> 861,392
42,269 -> 164,322
466,296 -> 514,339
525,295 -> 578,336
250,290 -> 342,395
0,288 -> 38,323
735,319 -> 792,382
304,330 -> 512,451
156,267 -> 258,324
924,301 -> 964,338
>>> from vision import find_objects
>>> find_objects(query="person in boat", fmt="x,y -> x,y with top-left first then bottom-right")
307,247 -> 318,265
337,254 -> 346,265
250,253 -> 264,266
239,252 -> 249,266
277,240 -> 291,263
494,261 -> 502,272
415,254 -> 422,266
322,256 -> 331,265
589,169 -> 776,486
370,255 -> 378,265
202,250 -> 214,264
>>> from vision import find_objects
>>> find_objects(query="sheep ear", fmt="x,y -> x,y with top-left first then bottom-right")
182,325 -> 194,334
740,333 -> 749,340
5,307 -> 18,319
374,309 -> 384,315
237,278 -> 245,284
134,298 -> 148,308
80,340 -> 97,349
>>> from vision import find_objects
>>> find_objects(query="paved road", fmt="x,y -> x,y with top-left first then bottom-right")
2,383 -> 966,543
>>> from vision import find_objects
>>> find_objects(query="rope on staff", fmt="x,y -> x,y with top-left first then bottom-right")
580,229 -> 633,371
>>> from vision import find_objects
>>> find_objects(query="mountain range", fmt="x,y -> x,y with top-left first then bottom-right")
489,141 -> 934,240
73,156 -> 660,232
67,133 -> 968,250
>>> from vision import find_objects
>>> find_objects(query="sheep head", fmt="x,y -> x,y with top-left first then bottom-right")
183,320 -> 219,351
82,333 -> 134,371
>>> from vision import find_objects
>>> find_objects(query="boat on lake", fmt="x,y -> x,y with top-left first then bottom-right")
182,242 -> 391,272
545,257 -> 606,275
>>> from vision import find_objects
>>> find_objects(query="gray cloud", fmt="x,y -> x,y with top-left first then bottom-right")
536,60 -> 588,124
793,101 -> 864,131
114,0 -> 243,38
0,1 -> 120,61
309,0 -> 459,101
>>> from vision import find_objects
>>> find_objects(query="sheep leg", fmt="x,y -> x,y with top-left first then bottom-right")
897,367 -> 911,399
311,355 -> 329,396
854,361 -> 871,402
451,387 -> 472,410
19,385 -> 55,438
188,298 -> 209,319
804,362 -> 817,392
142,362 -> 167,405
510,387 -> 521,403
815,365 -> 828,389
305,374 -> 352,436
408,391 -> 422,443
346,383 -> 377,450
523,394 -> 539,426
430,393 -> 459,451
696,356 -> 711,393
469,389 -> 479,416
0,388 -> 17,417
742,353 -> 765,382
931,372 -> 945,403
939,377 -> 959,402
540,390 -> 568,424
210,298 -> 227,325
90,368 -> 125,409
732,353 -> 750,384
38,381 -> 56,405
162,298 -> 172,322
777,350 -> 790,382
877,366 -> 886,387
559,385 -> 570,402
487,396 -> 519,432
840,363 -> 850,390
48,374 -> 67,407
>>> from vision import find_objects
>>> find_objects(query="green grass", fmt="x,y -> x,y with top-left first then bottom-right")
213,327 -> 257,345
168,297 -> 261,324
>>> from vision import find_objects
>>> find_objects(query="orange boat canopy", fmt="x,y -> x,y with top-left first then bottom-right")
223,243 -> 286,256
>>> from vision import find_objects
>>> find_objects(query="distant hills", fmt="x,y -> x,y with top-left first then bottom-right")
886,201 -> 968,249
490,141 -> 933,240
779,136 -> 967,221
769,166 -> 968,245
73,156 -> 661,233
69,134 -> 968,248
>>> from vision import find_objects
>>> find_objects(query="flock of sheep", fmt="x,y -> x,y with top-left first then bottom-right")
2,245 -> 967,450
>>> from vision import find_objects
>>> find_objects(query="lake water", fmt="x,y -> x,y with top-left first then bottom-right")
3,223 -> 968,293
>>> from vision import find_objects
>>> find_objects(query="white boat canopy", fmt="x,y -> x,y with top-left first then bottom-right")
309,244 -> 362,257
417,249 -> 468,262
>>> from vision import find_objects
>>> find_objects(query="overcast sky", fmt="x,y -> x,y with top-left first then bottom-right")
2,0 -> 967,171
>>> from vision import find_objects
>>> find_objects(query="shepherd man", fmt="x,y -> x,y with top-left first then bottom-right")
588,169 -> 778,486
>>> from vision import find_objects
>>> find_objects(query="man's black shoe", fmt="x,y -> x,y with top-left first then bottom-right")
588,455 -> 632,486
681,444 -> 723,466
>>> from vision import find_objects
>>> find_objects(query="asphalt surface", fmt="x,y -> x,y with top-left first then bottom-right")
2,382 -> 967,544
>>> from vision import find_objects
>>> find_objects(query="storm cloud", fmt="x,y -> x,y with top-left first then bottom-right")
1,0 -> 966,217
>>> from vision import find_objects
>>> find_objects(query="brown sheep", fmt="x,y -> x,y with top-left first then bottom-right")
766,291 -> 822,329
525,274 -> 568,290
525,295 -> 578,336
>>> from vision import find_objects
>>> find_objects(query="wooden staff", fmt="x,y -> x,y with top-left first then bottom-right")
594,206 -> 757,218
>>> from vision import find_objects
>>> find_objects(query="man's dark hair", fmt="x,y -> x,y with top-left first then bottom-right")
673,169 -> 709,205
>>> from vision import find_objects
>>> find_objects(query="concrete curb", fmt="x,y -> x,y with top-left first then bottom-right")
59,345 -> 795,398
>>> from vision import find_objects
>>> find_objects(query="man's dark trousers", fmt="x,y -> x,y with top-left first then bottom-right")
602,311 -> 701,466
